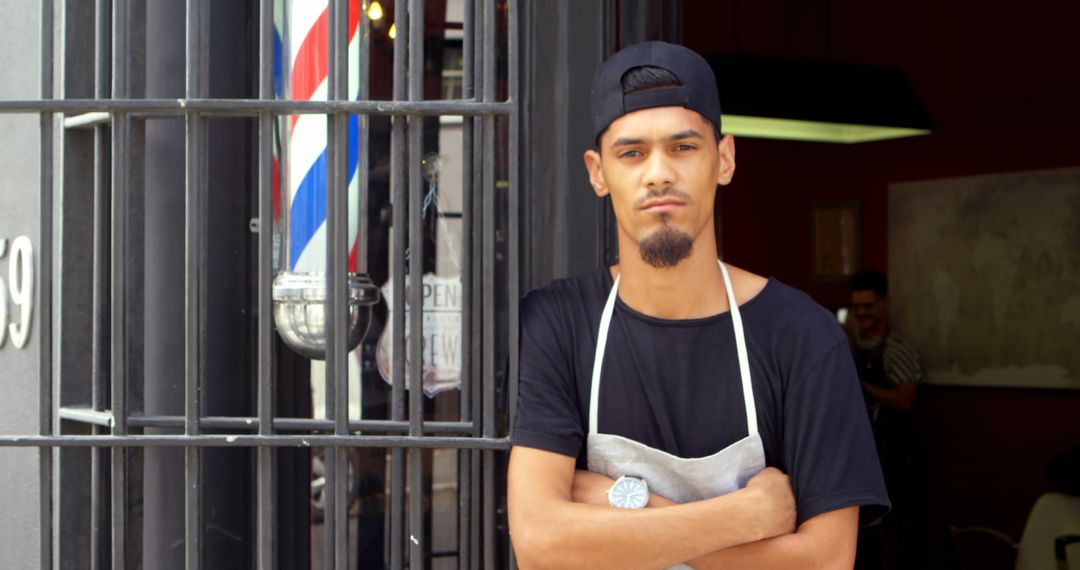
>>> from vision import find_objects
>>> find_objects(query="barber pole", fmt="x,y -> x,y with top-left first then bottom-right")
271,1 -> 379,369
285,0 -> 362,273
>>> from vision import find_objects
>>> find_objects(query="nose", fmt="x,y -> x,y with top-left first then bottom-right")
641,148 -> 676,189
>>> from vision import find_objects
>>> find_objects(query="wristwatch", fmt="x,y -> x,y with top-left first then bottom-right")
607,475 -> 649,509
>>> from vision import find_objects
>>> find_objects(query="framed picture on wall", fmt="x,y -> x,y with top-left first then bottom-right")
812,202 -> 861,282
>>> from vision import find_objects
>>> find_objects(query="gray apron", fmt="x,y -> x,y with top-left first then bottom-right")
586,261 -> 767,569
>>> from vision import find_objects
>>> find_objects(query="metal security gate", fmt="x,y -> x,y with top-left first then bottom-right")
0,0 -> 519,568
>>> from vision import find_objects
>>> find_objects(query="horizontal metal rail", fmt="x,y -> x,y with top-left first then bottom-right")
0,98 -> 513,116
0,435 -> 513,449
58,407 -> 477,434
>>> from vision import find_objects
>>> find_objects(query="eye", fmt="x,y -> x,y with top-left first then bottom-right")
673,143 -> 696,152
617,149 -> 643,159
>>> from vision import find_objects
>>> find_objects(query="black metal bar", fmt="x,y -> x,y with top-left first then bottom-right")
0,435 -> 514,450
357,2 -> 371,275
458,1 -> 475,567
482,0 -> 498,565
389,0 -> 409,566
38,1 -> 55,568
470,0 -> 485,444
57,409 -> 476,434
508,0 -> 521,442
110,1 -> 130,567
469,446 -> 482,570
91,3 -> 111,565
0,98 -> 513,116
468,4 -> 485,564
459,0 -> 474,427
457,448 -> 471,570
483,449 -> 496,570
183,2 -> 207,568
327,1 -> 350,568
407,0 -> 425,564
256,0 -> 275,568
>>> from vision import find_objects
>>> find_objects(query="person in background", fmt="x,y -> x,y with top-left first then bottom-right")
849,270 -> 925,569
849,271 -> 924,414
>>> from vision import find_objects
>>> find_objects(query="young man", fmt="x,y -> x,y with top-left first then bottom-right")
508,42 -> 888,569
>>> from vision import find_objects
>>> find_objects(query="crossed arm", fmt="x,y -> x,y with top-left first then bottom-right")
508,446 -> 858,570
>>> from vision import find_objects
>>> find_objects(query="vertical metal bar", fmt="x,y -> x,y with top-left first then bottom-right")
481,0 -> 497,566
184,1 -> 207,568
327,0 -> 349,569
457,449 -> 471,570
38,1 -> 55,568
507,0 -> 521,441
459,0 -> 474,428
458,1 -> 475,565
407,0 -> 425,563
389,0 -> 409,566
110,0 -> 130,567
506,5 -> 521,565
91,3 -> 112,566
469,0 -> 485,442
256,0 -> 276,568
468,3 -> 485,564
357,3 -> 370,275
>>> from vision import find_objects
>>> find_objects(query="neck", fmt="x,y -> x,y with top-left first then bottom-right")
614,224 -> 728,319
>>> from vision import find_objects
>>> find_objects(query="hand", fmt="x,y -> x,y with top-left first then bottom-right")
570,470 -> 616,506
742,467 -> 797,540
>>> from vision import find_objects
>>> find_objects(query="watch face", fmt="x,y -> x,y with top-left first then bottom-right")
610,477 -> 648,509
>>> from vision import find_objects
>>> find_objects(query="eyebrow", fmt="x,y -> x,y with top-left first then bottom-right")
609,129 -> 705,148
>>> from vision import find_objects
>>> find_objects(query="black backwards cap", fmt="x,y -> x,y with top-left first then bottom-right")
591,41 -> 722,144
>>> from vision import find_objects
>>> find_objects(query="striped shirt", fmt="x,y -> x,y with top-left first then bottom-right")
881,333 -> 925,385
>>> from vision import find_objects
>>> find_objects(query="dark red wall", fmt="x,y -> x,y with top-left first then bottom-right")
686,0 -> 1080,309
683,1 -> 1080,566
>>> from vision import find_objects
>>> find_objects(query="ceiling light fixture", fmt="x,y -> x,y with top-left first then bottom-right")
708,53 -> 934,144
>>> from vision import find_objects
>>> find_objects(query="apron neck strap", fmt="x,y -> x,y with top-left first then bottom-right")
720,261 -> 758,437
588,261 -> 758,437
589,273 -> 621,435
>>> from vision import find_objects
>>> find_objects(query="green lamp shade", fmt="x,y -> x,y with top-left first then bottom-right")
708,53 -> 934,144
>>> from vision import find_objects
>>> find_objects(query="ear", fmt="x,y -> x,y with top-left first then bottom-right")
583,149 -> 610,197
717,134 -> 736,186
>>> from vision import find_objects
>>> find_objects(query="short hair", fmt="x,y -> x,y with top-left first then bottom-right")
595,65 -> 722,147
850,270 -> 888,296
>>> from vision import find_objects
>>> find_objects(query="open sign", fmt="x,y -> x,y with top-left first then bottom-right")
376,273 -> 462,397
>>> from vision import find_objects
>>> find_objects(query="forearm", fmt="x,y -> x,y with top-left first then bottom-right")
687,529 -> 847,569
513,490 -> 766,570
686,507 -> 859,570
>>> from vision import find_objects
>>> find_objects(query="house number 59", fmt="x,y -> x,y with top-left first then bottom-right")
0,236 -> 34,349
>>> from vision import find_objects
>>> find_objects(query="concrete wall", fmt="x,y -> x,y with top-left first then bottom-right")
0,0 -> 43,567
890,167 -> 1080,389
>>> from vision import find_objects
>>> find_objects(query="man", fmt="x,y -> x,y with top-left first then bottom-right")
848,270 -> 925,569
849,271 -> 925,414
508,42 -> 888,569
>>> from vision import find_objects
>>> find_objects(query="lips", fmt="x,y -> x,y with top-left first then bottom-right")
640,198 -> 686,212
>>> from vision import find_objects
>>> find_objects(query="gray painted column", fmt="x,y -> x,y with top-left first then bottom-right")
0,1 -> 44,568
523,0 -> 607,290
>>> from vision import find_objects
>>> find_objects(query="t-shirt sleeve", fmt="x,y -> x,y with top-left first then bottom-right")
783,337 -> 891,526
511,290 -> 584,458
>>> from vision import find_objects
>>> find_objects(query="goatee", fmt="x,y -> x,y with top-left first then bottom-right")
639,220 -> 693,268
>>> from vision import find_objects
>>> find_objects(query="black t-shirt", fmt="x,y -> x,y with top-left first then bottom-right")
513,268 -> 890,525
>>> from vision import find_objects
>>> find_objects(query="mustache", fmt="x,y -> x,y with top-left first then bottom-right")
634,187 -> 694,209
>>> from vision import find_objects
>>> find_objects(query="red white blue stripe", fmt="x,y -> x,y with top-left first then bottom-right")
284,0 -> 362,273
